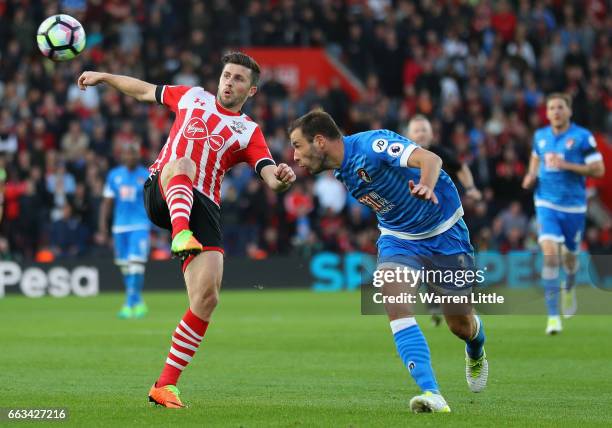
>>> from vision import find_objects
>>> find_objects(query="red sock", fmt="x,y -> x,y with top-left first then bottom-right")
166,174 -> 194,238
157,308 -> 209,387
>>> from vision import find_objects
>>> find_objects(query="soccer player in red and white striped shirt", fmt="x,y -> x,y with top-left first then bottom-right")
78,52 -> 296,408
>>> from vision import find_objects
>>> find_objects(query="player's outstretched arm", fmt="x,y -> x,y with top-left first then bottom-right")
77,71 -> 157,102
406,147 -> 442,204
96,197 -> 113,245
261,163 -> 296,193
522,153 -> 539,189
456,164 -> 482,200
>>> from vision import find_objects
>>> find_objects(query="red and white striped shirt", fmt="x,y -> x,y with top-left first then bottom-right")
151,85 -> 274,206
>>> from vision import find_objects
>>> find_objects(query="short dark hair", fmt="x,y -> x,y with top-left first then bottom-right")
288,110 -> 342,143
546,92 -> 572,109
221,51 -> 261,86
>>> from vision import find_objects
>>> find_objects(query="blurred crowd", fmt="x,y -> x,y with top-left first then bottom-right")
0,0 -> 610,262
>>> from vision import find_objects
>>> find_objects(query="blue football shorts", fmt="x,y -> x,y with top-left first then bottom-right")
536,206 -> 585,253
113,229 -> 150,265
376,219 -> 475,291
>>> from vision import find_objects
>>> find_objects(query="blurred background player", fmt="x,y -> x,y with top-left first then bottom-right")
522,93 -> 604,335
78,52 -> 295,408
290,110 -> 487,413
98,143 -> 151,319
405,115 -> 482,326
406,115 -> 482,201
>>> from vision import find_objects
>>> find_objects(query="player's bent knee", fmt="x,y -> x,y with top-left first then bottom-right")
161,157 -> 197,187
540,241 -> 560,259
561,248 -> 579,272
543,256 -> 560,268
173,157 -> 196,176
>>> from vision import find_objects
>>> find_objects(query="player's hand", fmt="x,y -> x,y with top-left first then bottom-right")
409,180 -> 438,204
94,231 -> 108,245
78,71 -> 106,90
465,187 -> 482,201
521,173 -> 537,189
274,163 -> 296,186
552,157 -> 570,170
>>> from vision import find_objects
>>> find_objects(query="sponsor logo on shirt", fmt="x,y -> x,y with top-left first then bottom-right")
387,142 -> 404,157
372,138 -> 388,153
358,191 -> 395,214
183,116 -> 226,151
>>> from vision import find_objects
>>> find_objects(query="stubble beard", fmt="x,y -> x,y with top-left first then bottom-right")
309,151 -> 332,175
217,91 -> 247,111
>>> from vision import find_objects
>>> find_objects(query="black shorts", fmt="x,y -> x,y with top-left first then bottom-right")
143,171 -> 223,251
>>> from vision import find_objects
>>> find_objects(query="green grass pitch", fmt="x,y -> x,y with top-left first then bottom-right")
2,290 -> 611,427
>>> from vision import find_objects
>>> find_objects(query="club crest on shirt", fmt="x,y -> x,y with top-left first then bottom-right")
565,138 -> 575,149
230,120 -> 246,134
387,142 -> 404,157
357,168 -> 372,183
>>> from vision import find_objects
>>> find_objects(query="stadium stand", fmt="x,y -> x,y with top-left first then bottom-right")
0,0 -> 610,261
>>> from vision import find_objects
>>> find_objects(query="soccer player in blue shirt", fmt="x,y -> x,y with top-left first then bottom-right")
522,93 -> 604,334
289,110 -> 487,413
99,143 -> 152,319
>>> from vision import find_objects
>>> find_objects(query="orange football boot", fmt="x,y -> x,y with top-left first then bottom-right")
148,384 -> 185,408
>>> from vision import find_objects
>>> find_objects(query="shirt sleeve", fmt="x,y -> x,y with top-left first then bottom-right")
155,85 -> 191,113
102,171 -> 115,198
243,127 -> 275,178
531,133 -> 540,157
582,132 -> 603,164
366,134 -> 419,168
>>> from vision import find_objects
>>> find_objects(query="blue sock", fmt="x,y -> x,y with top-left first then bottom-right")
125,273 -> 139,307
565,272 -> 576,291
133,271 -> 144,304
466,315 -> 485,359
542,266 -> 560,316
391,318 -> 439,393
126,262 -> 145,306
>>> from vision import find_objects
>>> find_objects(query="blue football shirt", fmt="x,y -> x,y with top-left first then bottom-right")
334,130 -> 464,240
532,123 -> 602,213
103,165 -> 151,233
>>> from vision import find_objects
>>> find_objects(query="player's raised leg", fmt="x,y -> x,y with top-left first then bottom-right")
379,265 -> 450,413
540,239 -> 562,334
149,251 -> 223,408
444,313 -> 487,392
160,157 -> 203,257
